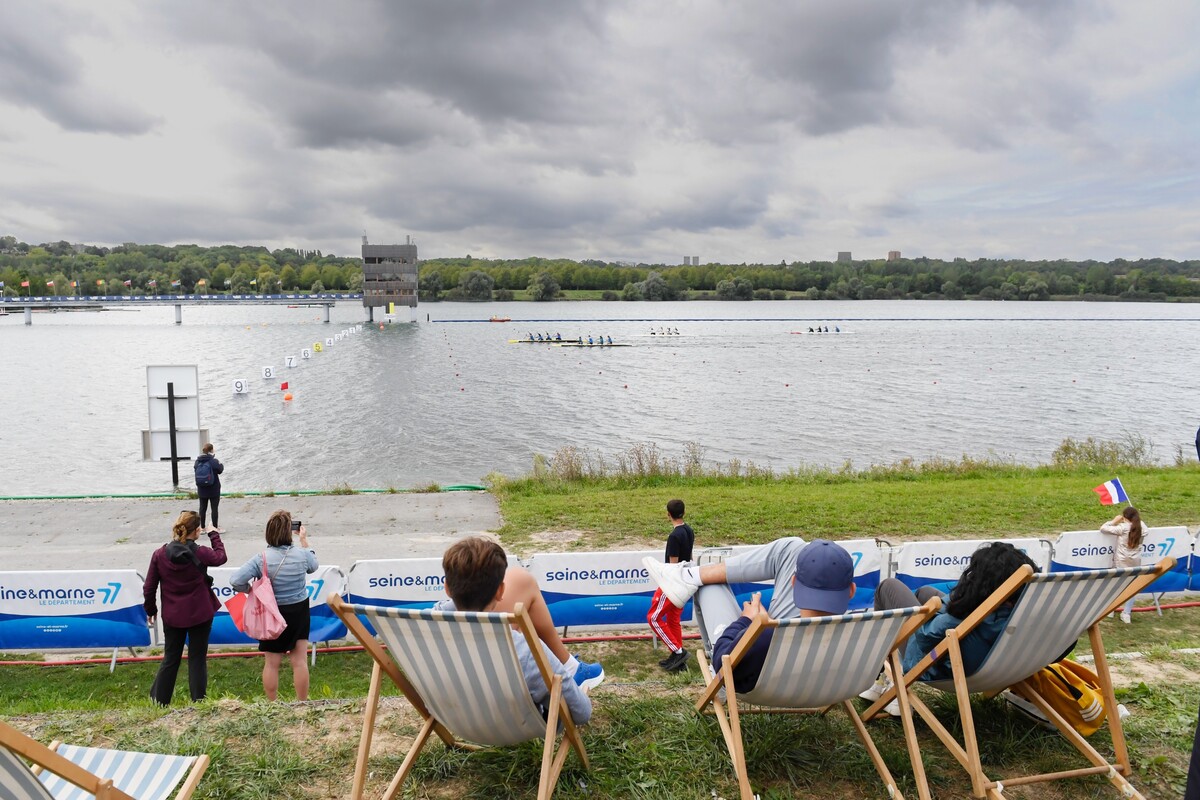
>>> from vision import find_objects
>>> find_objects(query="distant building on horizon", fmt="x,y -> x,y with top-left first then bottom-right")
361,235 -> 418,321
837,251 -> 852,263
682,255 -> 701,266
887,250 -> 901,261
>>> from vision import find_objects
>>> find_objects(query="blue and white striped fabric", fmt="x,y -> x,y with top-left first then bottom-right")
354,604 -> 550,747
0,746 -> 54,800
741,606 -> 921,709
926,565 -> 1156,695
38,745 -> 196,800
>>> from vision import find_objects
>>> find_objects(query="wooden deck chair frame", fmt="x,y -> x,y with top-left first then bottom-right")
0,720 -> 208,800
695,597 -> 942,800
327,593 -> 589,800
862,558 -> 1173,800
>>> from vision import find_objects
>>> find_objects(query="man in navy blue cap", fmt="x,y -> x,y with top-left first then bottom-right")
643,539 -> 855,692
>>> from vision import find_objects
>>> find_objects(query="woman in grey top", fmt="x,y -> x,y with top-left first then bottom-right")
231,510 -> 319,700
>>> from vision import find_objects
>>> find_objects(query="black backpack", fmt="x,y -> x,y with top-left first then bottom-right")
195,458 -> 215,487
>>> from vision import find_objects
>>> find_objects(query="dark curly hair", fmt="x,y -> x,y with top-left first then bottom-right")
946,542 -> 1037,618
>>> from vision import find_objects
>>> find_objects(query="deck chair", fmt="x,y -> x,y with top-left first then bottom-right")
327,594 -> 589,800
862,558 -> 1173,800
0,720 -> 208,800
695,597 -> 942,800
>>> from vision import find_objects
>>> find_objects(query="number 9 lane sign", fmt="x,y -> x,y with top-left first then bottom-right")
232,379 -> 248,394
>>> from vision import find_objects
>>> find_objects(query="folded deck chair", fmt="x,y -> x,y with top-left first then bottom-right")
695,597 -> 942,800
0,720 -> 208,800
863,558 -> 1173,800
327,594 -> 589,800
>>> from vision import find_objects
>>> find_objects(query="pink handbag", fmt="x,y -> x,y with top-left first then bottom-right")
240,551 -> 287,641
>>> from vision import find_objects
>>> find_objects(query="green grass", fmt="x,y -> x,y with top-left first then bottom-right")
491,464 -> 1200,550
5,639 -> 1199,798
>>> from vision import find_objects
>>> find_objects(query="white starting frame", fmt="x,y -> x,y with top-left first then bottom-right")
141,365 -> 209,486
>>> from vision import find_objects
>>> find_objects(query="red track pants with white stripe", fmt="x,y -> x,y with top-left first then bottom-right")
647,587 -> 683,652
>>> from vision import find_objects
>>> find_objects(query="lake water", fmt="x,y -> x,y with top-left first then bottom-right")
1,300 -> 1197,495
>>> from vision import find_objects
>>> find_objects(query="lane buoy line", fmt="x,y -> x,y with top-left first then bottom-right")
234,322 -> 365,399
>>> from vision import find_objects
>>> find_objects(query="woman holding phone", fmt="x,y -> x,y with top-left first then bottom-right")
230,510 -> 318,700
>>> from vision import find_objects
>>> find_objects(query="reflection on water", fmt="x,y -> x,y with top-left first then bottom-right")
1,300 -> 1198,494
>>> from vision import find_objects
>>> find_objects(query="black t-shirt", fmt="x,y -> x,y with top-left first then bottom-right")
664,523 -> 695,563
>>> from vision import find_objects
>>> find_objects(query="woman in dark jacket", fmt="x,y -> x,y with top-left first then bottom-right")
195,442 -> 224,531
143,510 -> 226,705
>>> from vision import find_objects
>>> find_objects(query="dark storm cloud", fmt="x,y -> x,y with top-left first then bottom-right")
156,0 -> 614,149
0,3 -> 158,134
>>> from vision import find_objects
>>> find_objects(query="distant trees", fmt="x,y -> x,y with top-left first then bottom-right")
527,271 -> 560,301
457,270 -> 494,301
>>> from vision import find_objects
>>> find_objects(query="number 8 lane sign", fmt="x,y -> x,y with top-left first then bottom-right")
262,366 -> 274,379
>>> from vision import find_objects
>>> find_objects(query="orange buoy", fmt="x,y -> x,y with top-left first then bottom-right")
283,393 -> 293,401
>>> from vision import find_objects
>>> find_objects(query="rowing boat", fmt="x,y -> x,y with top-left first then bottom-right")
556,342 -> 633,348
490,316 -> 511,322
508,338 -> 562,344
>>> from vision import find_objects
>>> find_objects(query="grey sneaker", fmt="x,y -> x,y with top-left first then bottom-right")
641,557 -> 698,608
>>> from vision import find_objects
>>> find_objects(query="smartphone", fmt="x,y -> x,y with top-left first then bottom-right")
291,520 -> 301,531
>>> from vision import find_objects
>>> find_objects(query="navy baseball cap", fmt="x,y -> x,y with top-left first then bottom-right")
793,539 -> 854,615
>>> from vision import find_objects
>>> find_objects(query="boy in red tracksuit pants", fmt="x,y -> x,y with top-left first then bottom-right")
648,498 -> 695,672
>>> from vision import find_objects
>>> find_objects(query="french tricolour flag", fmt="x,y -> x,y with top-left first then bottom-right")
1093,477 -> 1129,506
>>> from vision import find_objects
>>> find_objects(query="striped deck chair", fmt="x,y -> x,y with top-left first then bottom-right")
327,594 -> 589,800
695,597 -> 942,800
0,720 -> 207,800
862,558 -> 1173,800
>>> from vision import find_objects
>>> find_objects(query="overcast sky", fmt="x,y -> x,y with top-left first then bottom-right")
1,1 -> 1197,263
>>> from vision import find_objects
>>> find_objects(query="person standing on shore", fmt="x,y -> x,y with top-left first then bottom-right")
194,443 -> 224,531
1100,507 -> 1144,623
143,510 -> 226,705
647,499 -> 695,672
230,510 -> 318,700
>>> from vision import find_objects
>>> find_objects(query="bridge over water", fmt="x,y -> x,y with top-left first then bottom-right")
0,292 -> 366,325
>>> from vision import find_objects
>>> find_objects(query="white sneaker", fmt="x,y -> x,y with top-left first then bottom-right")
859,672 -> 893,703
1120,611 -> 1132,624
641,557 -> 698,608
883,697 -> 901,717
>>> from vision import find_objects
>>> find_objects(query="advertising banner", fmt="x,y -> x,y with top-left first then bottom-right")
208,566 -> 347,645
526,550 -> 665,628
0,570 -> 150,649
893,538 -> 1051,593
345,556 -> 518,633
1053,527 -> 1191,595
713,539 -> 883,612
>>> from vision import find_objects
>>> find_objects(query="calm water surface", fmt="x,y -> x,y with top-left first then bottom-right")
1,300 -> 1197,494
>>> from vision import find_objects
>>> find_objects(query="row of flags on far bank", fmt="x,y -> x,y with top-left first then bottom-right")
0,278 -> 278,292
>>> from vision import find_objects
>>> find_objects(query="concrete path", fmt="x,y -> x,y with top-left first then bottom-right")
0,493 -> 502,573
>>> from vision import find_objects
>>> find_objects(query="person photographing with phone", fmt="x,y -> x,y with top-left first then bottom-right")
230,510 -> 318,700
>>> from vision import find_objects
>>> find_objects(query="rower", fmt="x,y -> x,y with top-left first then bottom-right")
555,332 -> 562,341
606,336 -> 613,344
528,332 -> 535,341
807,327 -> 814,333
588,335 -> 594,345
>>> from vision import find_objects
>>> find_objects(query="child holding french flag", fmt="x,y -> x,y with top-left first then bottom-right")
1094,477 -> 1143,624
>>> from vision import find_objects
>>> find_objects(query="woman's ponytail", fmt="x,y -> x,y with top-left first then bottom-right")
172,510 -> 200,542
1123,507 -> 1143,549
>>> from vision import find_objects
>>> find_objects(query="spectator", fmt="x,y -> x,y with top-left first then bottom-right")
143,510 -> 226,705
647,498 -> 695,672
194,443 -> 224,531
1100,507 -> 1144,623
230,510 -> 318,700
436,537 -> 592,724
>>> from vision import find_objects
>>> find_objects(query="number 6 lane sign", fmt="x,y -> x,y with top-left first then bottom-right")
301,348 -> 312,359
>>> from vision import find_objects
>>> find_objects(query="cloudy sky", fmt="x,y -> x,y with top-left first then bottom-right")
2,1 -> 1197,263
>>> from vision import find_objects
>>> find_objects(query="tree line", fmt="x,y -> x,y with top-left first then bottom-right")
3,235 -> 1199,302
418,255 -> 1200,301
0,237 -> 363,296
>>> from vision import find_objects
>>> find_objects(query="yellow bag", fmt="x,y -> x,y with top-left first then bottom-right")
1014,659 -> 1107,737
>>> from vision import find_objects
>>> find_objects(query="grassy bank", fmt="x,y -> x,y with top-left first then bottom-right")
491,462 -> 1200,551
3,637 -> 1197,798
